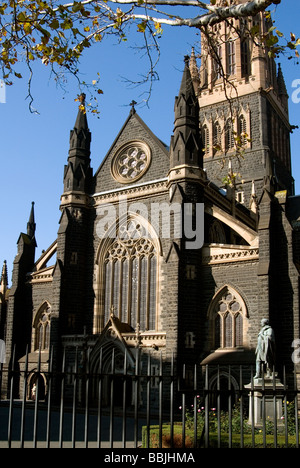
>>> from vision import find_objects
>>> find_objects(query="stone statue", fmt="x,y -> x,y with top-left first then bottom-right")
254,318 -> 275,379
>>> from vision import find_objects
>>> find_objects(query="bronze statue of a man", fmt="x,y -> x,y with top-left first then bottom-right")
254,318 -> 275,379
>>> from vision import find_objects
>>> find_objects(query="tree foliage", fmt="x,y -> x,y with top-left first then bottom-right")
0,0 -> 298,112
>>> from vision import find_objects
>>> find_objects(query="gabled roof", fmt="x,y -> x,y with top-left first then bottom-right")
90,312 -> 136,368
94,109 -> 169,178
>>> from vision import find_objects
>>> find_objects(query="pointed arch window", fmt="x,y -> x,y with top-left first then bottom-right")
209,287 -> 248,349
241,39 -> 251,78
238,115 -> 247,146
213,121 -> 222,155
226,41 -> 236,76
34,304 -> 51,351
202,125 -> 210,156
212,44 -> 223,81
209,219 -> 226,244
225,119 -> 235,152
103,219 -> 157,332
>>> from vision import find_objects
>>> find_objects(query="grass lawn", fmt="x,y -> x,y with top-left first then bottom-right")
142,424 -> 299,448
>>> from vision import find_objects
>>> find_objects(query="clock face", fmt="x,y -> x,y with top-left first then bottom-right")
111,141 -> 151,183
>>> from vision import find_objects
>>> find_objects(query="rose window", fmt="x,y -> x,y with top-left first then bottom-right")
111,141 -> 151,183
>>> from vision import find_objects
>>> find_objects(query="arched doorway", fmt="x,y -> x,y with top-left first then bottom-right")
209,371 -> 239,411
28,372 -> 46,401
90,343 -> 134,408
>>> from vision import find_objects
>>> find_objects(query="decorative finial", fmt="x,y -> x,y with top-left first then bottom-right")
27,201 -> 36,239
130,100 -> 137,115
135,323 -> 142,348
110,305 -> 116,318
79,93 -> 86,104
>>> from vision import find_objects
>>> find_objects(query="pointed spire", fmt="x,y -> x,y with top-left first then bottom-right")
69,93 -> 91,155
0,260 -> 8,296
178,55 -> 196,103
74,93 -> 89,132
63,94 -> 93,195
170,55 -> 203,169
174,55 -> 199,134
277,64 -> 287,95
189,48 -> 200,96
27,202 -> 36,239
275,63 -> 289,113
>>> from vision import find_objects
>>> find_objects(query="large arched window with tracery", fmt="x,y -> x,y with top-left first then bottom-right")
103,219 -> 157,332
208,287 -> 248,349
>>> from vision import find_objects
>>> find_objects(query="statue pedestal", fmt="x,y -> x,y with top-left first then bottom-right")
245,374 -> 285,429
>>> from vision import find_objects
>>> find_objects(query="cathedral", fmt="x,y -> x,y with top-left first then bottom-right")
1,5 -> 300,406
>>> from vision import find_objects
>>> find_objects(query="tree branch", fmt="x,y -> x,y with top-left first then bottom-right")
122,0 -> 281,28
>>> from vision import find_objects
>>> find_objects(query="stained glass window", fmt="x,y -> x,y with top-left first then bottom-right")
214,289 -> 245,348
35,306 -> 51,350
103,220 -> 157,331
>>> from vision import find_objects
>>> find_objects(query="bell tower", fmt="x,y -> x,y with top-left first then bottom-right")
197,0 -> 294,206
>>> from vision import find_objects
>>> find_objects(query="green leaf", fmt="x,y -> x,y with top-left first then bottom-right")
50,19 -> 60,30
137,21 -> 147,33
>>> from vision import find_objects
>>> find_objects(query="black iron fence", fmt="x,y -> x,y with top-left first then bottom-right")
0,347 -> 300,448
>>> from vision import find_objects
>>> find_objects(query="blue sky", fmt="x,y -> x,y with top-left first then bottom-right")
0,0 -> 300,282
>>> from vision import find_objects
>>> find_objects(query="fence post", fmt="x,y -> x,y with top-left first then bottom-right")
20,346 -> 29,449
216,366 -> 221,448
71,347 -> 79,449
122,350 -> 128,449
170,353 -> 174,449
262,370 -> 266,448
239,366 -> 244,449
159,351 -> 163,449
228,365 -> 232,448
283,366 -> 288,448
33,346 -> 42,448
7,345 -> 16,449
97,347 -> 103,448
46,346 -> 53,448
204,365 -> 209,448
250,366 -> 255,448
272,367 -> 277,448
84,347 -> 91,448
193,364 -> 197,449
134,347 -> 140,448
59,347 -> 66,448
294,367 -> 299,448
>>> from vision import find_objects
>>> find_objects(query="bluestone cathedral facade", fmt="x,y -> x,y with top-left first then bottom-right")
1,2 -> 300,406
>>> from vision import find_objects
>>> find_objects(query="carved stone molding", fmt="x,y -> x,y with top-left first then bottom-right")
202,244 -> 259,265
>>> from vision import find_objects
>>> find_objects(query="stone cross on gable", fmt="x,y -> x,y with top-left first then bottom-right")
130,100 -> 137,114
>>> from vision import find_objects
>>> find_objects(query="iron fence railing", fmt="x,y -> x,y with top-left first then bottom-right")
0,346 -> 299,449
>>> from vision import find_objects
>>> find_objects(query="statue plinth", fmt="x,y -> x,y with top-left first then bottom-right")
245,373 -> 285,429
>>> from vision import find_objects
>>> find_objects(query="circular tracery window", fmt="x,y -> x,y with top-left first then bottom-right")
111,141 -> 151,183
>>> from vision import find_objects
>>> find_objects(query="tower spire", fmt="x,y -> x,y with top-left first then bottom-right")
170,55 -> 203,169
69,93 -> 91,155
27,202 -> 36,239
63,95 -> 93,195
